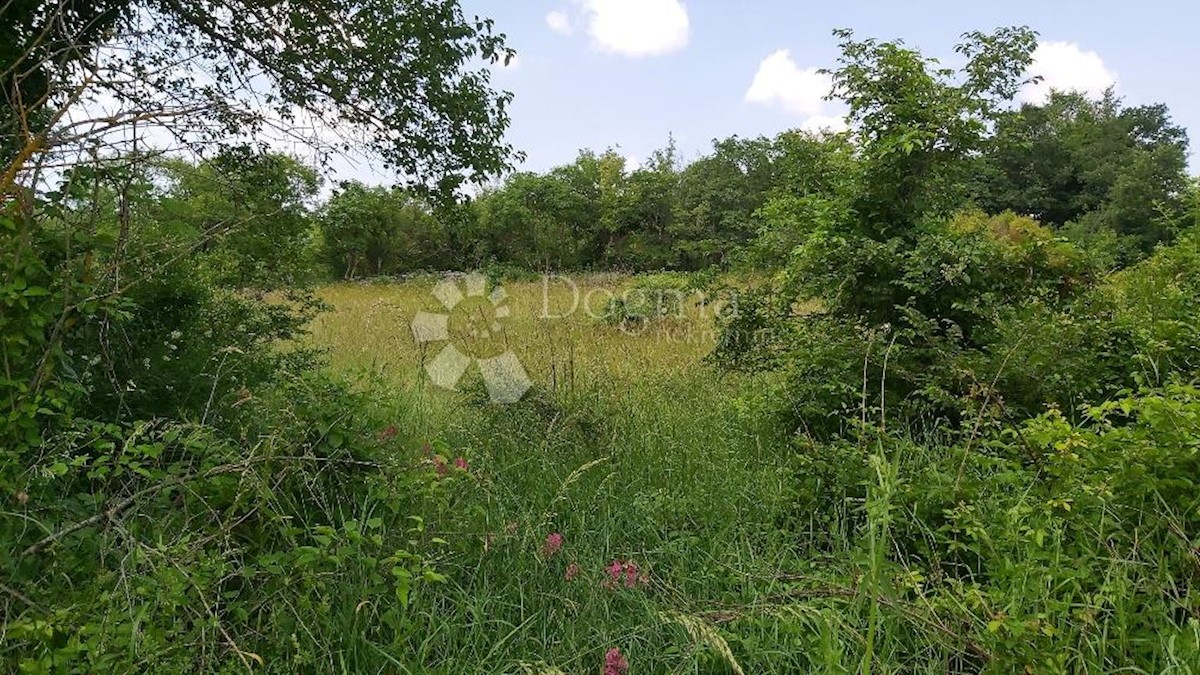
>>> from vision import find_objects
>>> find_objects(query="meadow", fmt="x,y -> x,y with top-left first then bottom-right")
305,275 -> 810,673
301,266 -> 1200,673
7,12 -> 1200,672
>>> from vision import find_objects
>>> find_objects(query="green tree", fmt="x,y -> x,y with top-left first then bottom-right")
672,136 -> 775,268
3,0 -> 518,196
155,150 -> 320,288
319,182 -> 449,278
973,91 -> 1191,256
607,142 -> 680,269
751,130 -> 858,266
785,26 -> 1040,326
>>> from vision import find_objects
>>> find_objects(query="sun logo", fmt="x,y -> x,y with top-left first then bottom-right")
410,272 -> 532,404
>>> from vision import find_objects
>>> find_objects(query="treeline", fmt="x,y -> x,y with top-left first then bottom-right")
153,89 -> 1192,282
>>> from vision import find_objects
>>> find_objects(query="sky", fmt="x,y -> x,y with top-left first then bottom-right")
406,0 -> 1200,179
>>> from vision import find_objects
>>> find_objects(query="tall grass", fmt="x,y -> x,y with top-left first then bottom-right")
301,274 -> 1200,673
305,275 -> 840,672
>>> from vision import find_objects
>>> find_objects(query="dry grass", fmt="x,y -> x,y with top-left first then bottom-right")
308,274 -> 720,392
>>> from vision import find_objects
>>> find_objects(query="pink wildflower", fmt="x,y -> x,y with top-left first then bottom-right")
603,647 -> 629,675
604,559 -> 624,588
623,561 -> 639,588
565,563 -> 581,581
541,532 -> 564,558
454,456 -> 469,471
603,559 -> 647,590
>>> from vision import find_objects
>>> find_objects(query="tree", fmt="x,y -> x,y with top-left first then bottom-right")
973,91 -> 1191,256
751,130 -> 858,266
716,27 -> 1082,435
480,171 -> 590,270
672,135 -> 776,269
829,26 -> 1038,239
155,150 -> 321,288
320,182 -> 449,278
608,142 -> 680,269
3,0 -> 518,197
780,27 -> 1040,326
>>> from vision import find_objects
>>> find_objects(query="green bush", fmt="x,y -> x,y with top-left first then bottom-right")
2,197 -> 449,673
975,230 -> 1200,418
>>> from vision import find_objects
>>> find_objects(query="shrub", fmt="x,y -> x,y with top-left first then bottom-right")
975,230 -> 1200,417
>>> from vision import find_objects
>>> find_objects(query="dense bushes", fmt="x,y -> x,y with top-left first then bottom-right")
0,196 -> 461,672
706,26 -> 1200,670
777,384 -> 1200,671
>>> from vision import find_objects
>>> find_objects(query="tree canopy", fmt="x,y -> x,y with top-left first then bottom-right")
2,0 -> 519,196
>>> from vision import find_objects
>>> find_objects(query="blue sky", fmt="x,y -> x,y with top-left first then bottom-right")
454,0 -> 1199,175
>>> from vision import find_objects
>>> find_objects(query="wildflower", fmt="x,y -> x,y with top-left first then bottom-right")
603,647 -> 629,675
454,456 -> 469,471
565,562 -> 581,581
541,532 -> 564,558
622,561 -> 639,588
603,559 -> 623,589
432,456 -> 448,478
603,559 -> 647,590
378,425 -> 398,441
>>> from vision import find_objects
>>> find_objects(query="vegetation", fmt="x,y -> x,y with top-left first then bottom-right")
3,3 -> 1200,673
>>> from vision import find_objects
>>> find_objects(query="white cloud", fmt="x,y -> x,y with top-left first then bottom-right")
546,10 -> 574,36
799,115 -> 848,134
577,0 -> 689,58
745,49 -> 846,131
1020,41 -> 1117,103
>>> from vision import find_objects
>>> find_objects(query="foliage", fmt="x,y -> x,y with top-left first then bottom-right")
1,0 -> 519,197
153,150 -> 322,288
972,91 -> 1192,257
319,182 -> 452,278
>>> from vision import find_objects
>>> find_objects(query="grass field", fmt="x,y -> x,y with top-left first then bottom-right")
305,275 -> 843,673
